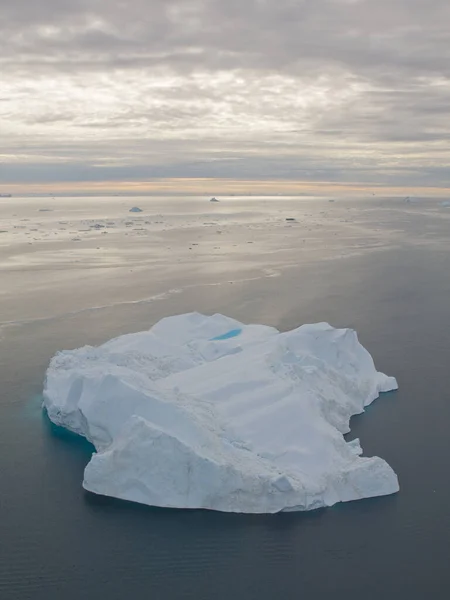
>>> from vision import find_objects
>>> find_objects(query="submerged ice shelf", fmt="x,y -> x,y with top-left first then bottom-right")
43,313 -> 399,513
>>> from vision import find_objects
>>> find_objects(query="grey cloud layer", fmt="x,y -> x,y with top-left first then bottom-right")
1,0 -> 450,187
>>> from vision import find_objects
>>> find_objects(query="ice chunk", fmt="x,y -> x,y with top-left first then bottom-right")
129,207 -> 143,212
43,313 -> 399,513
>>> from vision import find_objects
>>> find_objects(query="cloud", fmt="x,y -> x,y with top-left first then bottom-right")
1,0 -> 450,191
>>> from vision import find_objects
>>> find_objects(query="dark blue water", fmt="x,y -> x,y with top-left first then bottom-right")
1,243 -> 450,599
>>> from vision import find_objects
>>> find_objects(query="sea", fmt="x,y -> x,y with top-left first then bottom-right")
1,195 -> 450,599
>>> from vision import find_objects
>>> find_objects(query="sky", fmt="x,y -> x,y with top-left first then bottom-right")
1,0 -> 450,196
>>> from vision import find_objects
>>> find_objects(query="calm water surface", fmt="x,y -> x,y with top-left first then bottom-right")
1,198 -> 450,599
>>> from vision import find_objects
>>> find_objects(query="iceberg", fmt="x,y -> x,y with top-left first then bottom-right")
43,313 -> 399,513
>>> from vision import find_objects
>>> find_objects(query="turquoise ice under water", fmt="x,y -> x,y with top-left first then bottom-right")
211,328 -> 242,341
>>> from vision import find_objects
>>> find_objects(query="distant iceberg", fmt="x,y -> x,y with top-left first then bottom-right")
43,313 -> 399,513
129,206 -> 143,213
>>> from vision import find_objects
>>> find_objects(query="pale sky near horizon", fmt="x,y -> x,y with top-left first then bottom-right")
1,0 -> 450,195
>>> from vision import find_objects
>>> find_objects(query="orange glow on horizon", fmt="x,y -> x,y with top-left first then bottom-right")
1,179 -> 450,197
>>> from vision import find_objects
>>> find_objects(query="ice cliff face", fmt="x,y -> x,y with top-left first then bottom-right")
43,313 -> 399,513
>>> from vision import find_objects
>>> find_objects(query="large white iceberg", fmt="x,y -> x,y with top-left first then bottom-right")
43,313 -> 399,513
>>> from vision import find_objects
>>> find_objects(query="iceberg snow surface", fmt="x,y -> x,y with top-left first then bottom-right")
43,313 -> 399,513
